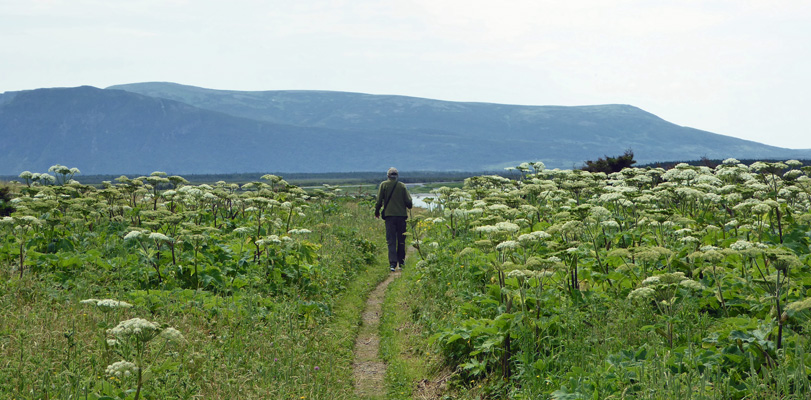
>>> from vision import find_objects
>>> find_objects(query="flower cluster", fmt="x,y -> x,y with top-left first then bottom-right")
105,360 -> 139,378
108,318 -> 160,343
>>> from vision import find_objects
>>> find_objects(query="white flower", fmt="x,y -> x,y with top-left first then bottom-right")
488,204 -> 510,212
80,298 -> 100,305
288,228 -> 311,235
123,231 -> 143,240
496,241 -> 519,251
96,299 -> 133,310
105,361 -> 138,378
20,215 -> 41,225
108,318 -> 160,343
148,232 -> 173,242
560,220 -> 583,234
674,228 -> 693,236
628,286 -> 656,301
495,222 -> 520,233
532,231 -> 551,239
507,269 -> 526,279
641,276 -> 661,286
518,233 -> 538,243
255,235 -> 282,247
599,192 -> 625,202
784,170 -> 804,180
730,240 -> 753,251
752,203 -> 772,215
679,279 -> 704,291
589,206 -> 611,220
749,162 -> 769,172
474,225 -> 499,234
160,327 -> 186,344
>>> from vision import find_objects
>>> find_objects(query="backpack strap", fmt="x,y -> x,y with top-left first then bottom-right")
381,182 -> 398,218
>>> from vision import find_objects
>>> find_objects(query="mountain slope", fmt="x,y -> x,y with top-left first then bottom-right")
109,82 -> 811,167
2,83 -> 810,175
0,86 -> 378,174
0,86 -> 559,174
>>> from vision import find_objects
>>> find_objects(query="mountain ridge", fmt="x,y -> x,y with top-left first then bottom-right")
1,83 -> 809,175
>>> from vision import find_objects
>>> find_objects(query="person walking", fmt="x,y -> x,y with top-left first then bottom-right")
374,167 -> 413,272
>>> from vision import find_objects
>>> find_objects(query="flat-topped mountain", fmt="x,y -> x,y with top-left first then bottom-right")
1,82 -> 809,175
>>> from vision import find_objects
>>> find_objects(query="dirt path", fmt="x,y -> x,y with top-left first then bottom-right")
353,270 -> 400,399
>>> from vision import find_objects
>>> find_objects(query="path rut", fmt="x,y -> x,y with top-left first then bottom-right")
353,270 -> 399,399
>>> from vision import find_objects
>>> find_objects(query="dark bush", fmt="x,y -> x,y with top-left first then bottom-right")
582,149 -> 636,174
0,185 -> 14,216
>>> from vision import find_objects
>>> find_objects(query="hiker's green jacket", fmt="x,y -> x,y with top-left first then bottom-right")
375,178 -> 412,218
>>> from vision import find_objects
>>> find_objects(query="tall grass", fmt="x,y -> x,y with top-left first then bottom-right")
0,179 -> 388,399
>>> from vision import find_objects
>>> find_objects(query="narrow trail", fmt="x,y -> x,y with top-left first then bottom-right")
353,269 -> 400,399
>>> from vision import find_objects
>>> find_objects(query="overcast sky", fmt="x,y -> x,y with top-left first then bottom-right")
2,0 -> 810,149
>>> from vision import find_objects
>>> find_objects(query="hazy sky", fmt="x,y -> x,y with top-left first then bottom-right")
3,0 -> 810,148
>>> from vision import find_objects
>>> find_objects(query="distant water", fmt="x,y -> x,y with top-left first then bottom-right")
411,193 -> 436,209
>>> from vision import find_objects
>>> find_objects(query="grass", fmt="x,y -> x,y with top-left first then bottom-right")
380,261 -> 434,400
0,194 -> 392,399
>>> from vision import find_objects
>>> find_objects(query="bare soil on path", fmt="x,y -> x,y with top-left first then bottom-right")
353,270 -> 400,399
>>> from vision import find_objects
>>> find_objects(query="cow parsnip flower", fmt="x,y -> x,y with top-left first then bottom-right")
160,327 -> 186,344
96,299 -> 133,310
679,279 -> 704,291
105,360 -> 138,378
729,240 -> 753,251
507,269 -> 526,279
474,225 -> 499,234
148,232 -> 173,242
628,287 -> 656,301
123,231 -> 144,240
108,318 -> 160,343
496,241 -> 519,251
517,233 -> 538,243
640,276 -> 661,286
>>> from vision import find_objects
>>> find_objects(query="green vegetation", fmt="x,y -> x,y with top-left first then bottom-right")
392,159 -> 811,399
6,157 -> 811,399
0,166 -> 388,399
0,171 -> 482,188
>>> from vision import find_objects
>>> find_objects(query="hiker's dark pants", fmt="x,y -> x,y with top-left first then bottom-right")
384,216 -> 407,267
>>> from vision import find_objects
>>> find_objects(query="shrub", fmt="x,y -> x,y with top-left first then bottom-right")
582,149 -> 636,173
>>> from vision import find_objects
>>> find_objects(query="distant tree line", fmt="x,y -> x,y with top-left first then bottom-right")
581,149 -> 637,173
